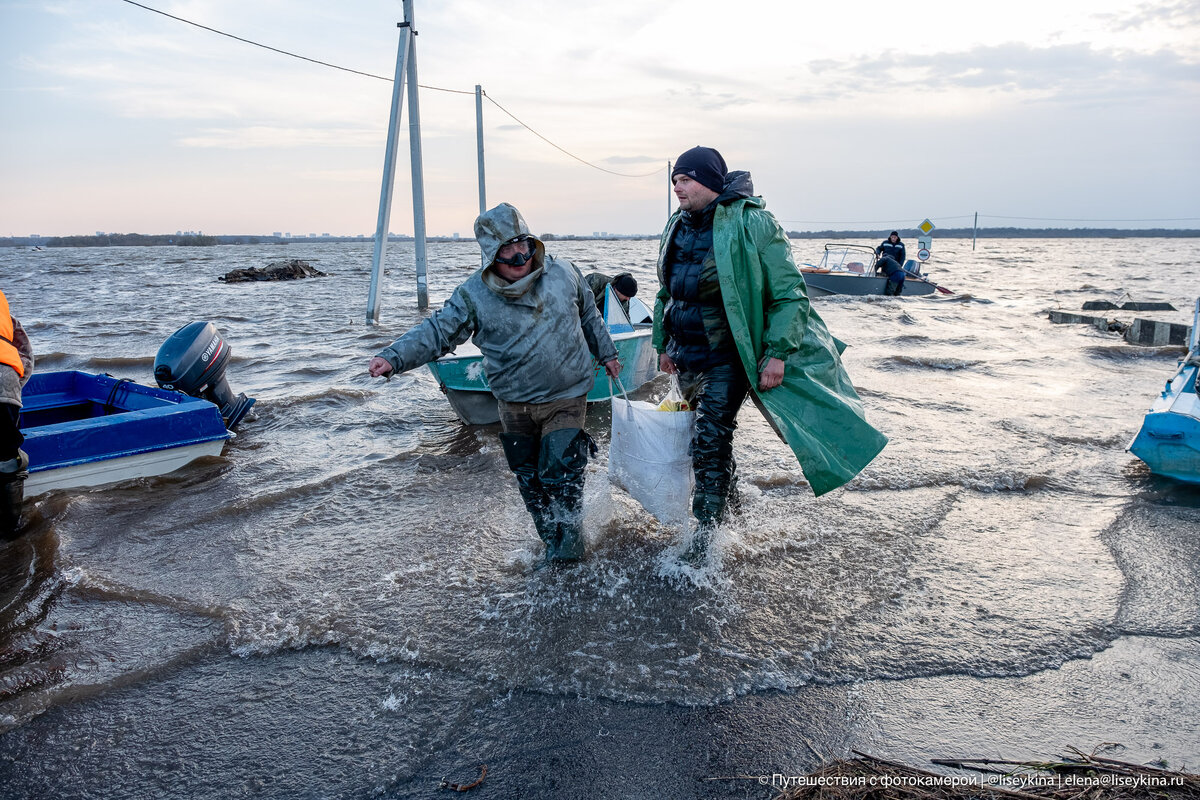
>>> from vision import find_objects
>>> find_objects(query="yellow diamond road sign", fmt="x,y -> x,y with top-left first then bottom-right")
918,218 -> 936,235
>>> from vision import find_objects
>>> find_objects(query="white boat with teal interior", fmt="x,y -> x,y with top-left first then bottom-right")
1128,299 -> 1200,484
426,288 -> 659,425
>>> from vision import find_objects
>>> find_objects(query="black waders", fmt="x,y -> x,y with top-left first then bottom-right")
500,433 -> 557,562
538,428 -> 595,563
1,450 -> 28,541
501,429 -> 595,566
680,365 -> 749,566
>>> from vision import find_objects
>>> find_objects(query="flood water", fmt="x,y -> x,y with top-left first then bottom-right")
1,236 -> 1199,798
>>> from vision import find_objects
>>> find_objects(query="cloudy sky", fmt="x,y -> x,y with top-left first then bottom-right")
3,0 -> 1198,237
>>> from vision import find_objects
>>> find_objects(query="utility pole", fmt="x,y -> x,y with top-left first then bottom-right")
475,85 -> 486,216
366,1 -> 429,324
404,0 -> 428,311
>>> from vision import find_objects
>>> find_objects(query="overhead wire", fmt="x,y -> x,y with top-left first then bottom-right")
978,214 -> 1200,223
116,0 -> 659,174
778,215 -> 975,225
482,94 -> 663,178
118,0 -> 393,82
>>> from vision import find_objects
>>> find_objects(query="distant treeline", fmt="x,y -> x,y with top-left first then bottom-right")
4,227 -> 1198,249
31,233 -> 220,247
6,234 -> 456,248
785,227 -> 1200,239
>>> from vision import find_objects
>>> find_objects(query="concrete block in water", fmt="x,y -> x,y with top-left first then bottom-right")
1121,301 -> 1176,312
1048,310 -> 1112,332
1124,318 -> 1191,347
1082,300 -> 1176,312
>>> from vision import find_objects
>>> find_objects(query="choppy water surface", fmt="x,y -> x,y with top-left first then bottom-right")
1,237 -> 1199,798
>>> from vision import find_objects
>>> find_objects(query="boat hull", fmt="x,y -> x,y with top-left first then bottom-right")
426,328 -> 658,425
1128,363 -> 1200,484
19,371 -> 232,495
801,270 -> 937,297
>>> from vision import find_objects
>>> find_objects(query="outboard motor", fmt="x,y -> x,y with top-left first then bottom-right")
154,321 -> 255,429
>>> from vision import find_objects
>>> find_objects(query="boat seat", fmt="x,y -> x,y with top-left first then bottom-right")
20,391 -> 81,412
847,262 -> 865,274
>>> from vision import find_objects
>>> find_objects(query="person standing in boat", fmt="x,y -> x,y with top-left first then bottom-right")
654,146 -> 888,563
368,203 -> 621,567
874,231 -> 907,296
583,271 -> 638,317
1,290 -> 34,540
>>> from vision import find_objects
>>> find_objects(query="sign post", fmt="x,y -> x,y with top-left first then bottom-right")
916,219 -> 935,263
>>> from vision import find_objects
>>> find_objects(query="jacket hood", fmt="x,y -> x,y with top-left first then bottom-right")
474,202 -> 546,271
682,170 -> 758,227
717,170 -> 754,203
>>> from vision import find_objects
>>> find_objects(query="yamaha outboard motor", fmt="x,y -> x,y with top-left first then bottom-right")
154,321 -> 255,429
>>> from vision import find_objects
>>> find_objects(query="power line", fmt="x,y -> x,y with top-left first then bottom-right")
118,0 -> 394,82
483,94 -> 664,178
778,216 -> 975,225
116,0 -> 656,173
982,214 -> 1200,223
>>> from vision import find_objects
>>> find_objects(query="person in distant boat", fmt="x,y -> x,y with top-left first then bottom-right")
874,231 -> 907,296
654,146 -> 887,564
368,203 -> 621,567
583,271 -> 638,317
1,289 -> 34,540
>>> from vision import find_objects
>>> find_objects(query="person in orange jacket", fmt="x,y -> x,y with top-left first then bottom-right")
1,289 -> 34,539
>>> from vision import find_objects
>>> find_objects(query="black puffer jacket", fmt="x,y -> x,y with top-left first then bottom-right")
661,173 -> 755,372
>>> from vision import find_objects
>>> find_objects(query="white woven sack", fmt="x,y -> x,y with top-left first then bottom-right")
608,398 -> 695,528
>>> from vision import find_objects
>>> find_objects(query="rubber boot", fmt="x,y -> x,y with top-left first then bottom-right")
682,491 -> 727,566
725,456 -> 742,516
499,433 -> 558,561
539,429 -> 594,563
1,450 -> 28,541
681,364 -> 748,566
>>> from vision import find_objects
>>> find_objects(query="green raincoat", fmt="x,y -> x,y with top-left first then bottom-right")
652,183 -> 888,496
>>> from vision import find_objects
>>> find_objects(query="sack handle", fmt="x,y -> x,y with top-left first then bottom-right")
608,374 -> 637,423
609,374 -> 630,403
668,372 -> 683,399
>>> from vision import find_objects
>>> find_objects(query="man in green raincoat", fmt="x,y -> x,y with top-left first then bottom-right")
654,146 -> 887,562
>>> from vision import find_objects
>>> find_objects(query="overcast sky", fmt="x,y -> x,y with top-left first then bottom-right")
3,0 -> 1198,237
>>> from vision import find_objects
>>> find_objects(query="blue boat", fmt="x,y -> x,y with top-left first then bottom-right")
19,371 -> 234,496
1128,299 -> 1200,483
425,289 -> 659,425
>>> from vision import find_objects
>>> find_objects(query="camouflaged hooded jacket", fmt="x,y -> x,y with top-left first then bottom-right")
375,204 -> 617,404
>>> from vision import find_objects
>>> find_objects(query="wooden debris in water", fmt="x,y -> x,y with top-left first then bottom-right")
439,763 -> 486,792
772,747 -> 1200,800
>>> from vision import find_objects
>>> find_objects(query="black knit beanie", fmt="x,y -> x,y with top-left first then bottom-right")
672,146 -> 727,194
613,273 -> 638,297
